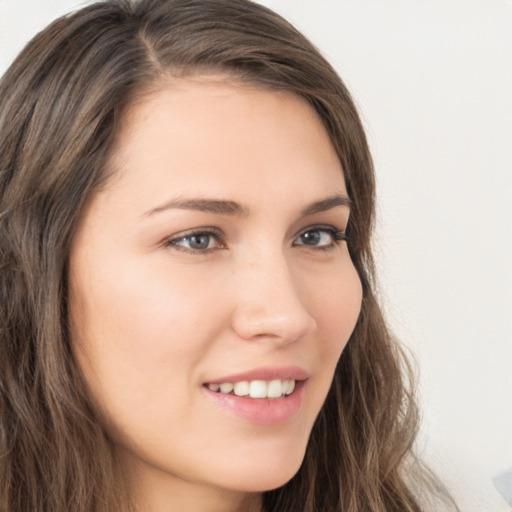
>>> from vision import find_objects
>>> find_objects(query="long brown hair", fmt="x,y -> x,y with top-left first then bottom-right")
0,1 -> 454,511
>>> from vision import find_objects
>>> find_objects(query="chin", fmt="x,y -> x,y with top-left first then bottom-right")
218,446 -> 306,493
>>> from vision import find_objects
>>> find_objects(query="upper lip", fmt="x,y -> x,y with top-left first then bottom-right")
205,366 -> 309,384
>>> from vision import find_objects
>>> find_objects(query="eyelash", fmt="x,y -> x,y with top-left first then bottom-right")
294,225 -> 348,251
163,225 -> 348,254
164,227 -> 225,253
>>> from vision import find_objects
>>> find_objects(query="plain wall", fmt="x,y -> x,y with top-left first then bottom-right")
1,1 -> 511,510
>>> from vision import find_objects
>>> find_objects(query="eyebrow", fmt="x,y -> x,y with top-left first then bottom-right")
300,194 -> 352,216
144,198 -> 249,217
143,193 -> 351,218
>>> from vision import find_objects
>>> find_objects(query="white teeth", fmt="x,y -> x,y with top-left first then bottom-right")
249,380 -> 267,398
207,379 -> 297,398
219,382 -> 234,394
233,381 -> 250,396
267,379 -> 283,398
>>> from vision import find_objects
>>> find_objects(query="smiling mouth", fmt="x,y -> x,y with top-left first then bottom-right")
205,379 -> 296,399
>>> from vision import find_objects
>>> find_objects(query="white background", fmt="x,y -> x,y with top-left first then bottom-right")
1,1 -> 511,510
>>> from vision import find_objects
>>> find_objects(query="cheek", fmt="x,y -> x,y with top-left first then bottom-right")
309,258 -> 362,359
295,255 -> 362,416
68,253 -> 226,417
68,262 -> 236,469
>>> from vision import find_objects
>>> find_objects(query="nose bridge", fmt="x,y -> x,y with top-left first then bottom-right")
231,246 -> 317,343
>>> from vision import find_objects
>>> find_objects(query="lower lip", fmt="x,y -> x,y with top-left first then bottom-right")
203,380 -> 306,425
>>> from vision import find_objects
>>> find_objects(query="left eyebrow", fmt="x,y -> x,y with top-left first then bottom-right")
300,194 -> 352,217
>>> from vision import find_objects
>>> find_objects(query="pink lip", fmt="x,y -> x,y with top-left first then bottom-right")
205,365 -> 309,384
202,366 -> 308,426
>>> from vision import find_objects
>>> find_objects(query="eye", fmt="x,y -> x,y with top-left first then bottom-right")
294,225 -> 347,249
164,228 -> 225,253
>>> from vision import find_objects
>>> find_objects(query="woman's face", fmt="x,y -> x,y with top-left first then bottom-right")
68,77 -> 362,508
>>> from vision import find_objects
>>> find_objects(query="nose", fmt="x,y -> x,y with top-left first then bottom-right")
230,253 -> 317,344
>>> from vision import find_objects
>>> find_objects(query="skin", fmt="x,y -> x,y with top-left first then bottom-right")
68,76 -> 362,512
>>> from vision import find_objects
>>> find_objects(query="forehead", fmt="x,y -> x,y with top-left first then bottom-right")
103,76 -> 346,210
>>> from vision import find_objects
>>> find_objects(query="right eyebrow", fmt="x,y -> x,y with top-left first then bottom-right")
142,198 -> 250,218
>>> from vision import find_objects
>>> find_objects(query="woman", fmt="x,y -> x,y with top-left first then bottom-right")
0,1 -> 455,511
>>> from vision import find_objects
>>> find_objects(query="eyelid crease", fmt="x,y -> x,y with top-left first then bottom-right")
296,222 -> 347,235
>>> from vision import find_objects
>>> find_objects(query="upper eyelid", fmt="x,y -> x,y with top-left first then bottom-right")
163,226 -> 224,242
296,223 -> 343,233
294,223 -> 346,238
